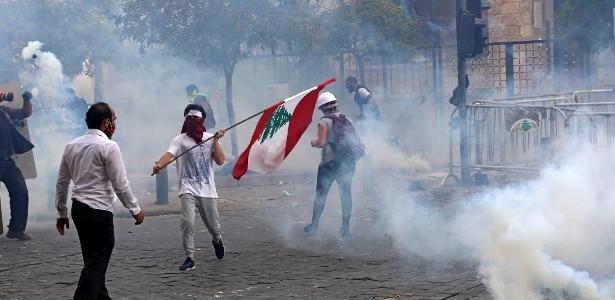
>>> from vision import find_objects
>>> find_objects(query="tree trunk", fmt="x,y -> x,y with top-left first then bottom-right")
224,65 -> 239,157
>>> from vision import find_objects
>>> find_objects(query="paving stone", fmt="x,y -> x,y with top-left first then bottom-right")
1,182 -> 490,299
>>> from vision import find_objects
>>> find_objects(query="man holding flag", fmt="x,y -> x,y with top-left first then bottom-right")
152,104 -> 226,271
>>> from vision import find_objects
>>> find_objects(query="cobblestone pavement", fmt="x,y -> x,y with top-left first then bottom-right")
0,180 -> 490,300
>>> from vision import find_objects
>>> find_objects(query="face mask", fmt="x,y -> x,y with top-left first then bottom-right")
104,121 -> 115,139
181,116 -> 205,143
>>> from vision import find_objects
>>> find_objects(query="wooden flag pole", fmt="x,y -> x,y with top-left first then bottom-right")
151,108 -> 267,176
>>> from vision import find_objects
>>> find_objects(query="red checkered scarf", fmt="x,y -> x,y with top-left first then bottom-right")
181,116 -> 205,143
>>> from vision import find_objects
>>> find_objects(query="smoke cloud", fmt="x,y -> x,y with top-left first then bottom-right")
21,41 -> 69,106
15,41 -> 81,216
381,140 -> 615,300
2,3 -> 615,300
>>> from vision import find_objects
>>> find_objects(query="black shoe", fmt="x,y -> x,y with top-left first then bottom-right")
179,258 -> 195,271
303,223 -> 318,236
212,239 -> 224,259
6,231 -> 32,240
339,226 -> 351,237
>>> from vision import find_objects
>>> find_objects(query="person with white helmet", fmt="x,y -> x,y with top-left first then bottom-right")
304,91 -> 364,237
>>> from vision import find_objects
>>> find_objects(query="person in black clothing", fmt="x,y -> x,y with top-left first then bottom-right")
45,88 -> 89,209
0,90 -> 34,240
186,84 -> 216,130
66,88 -> 89,135
345,76 -> 380,121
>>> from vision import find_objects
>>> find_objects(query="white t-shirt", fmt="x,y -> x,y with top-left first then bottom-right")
167,133 -> 218,198
357,87 -> 371,99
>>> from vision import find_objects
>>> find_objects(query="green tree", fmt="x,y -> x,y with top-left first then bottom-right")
555,0 -> 615,54
116,0 -> 295,156
319,0 -> 425,82
555,0 -> 615,85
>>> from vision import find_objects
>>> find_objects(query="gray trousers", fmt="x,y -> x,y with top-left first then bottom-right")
180,194 -> 222,258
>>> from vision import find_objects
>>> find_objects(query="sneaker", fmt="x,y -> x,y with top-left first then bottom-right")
179,258 -> 195,271
303,223 -> 318,236
339,226 -> 351,237
6,231 -> 32,240
212,239 -> 224,259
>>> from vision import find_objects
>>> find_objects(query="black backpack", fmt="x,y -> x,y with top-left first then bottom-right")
323,114 -> 365,161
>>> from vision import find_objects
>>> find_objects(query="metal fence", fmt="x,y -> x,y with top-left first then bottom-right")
443,89 -> 615,185
340,48 -> 439,97
248,39 -> 566,115
441,40 -> 554,97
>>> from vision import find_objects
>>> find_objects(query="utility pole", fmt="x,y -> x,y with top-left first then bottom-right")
452,0 -> 490,185
455,0 -> 471,185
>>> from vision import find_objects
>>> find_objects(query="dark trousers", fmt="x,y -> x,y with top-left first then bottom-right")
71,200 -> 115,300
0,158 -> 29,232
309,159 -> 356,228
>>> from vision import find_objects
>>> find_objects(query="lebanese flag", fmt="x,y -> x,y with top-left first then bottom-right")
232,78 -> 336,180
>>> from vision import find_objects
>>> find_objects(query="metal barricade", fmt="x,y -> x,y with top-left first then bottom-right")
443,89 -> 615,186
556,102 -> 615,150
466,103 -> 566,170
443,95 -> 569,185
479,94 -> 572,106
572,89 -> 615,103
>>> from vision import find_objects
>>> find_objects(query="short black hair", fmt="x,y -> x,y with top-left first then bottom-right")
184,104 -> 206,119
345,76 -> 358,84
185,84 -> 198,95
86,102 -> 113,129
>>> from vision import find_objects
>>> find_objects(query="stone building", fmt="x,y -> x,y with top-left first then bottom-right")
488,0 -> 555,41
410,0 -> 557,43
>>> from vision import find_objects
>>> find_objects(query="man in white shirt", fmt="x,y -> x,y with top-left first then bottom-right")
153,104 -> 226,271
55,102 -> 145,300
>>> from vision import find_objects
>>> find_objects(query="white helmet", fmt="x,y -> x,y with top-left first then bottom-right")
317,91 -> 337,109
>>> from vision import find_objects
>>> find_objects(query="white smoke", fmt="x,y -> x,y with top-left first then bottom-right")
382,140 -> 615,300
456,143 -> 615,300
357,117 -> 431,175
18,41 -> 79,215
21,41 -> 66,102
370,140 -> 431,174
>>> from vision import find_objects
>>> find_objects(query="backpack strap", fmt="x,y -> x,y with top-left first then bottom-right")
319,115 -> 339,149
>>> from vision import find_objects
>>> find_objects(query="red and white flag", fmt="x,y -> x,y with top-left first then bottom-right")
232,78 -> 336,180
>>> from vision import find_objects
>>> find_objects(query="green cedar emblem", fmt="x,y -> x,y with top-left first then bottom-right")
259,105 -> 292,143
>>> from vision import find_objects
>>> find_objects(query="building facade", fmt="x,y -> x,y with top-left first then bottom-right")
411,0 -> 556,43
488,0 -> 555,41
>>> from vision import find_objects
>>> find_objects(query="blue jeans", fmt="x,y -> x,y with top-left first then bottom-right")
0,158 -> 29,232
308,159 -> 356,229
